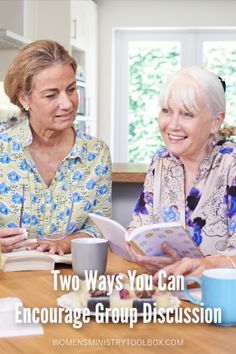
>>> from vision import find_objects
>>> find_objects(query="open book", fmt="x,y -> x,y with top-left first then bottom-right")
1,249 -> 72,272
89,213 -> 203,261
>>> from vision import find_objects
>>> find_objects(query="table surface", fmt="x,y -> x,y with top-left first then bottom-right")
112,163 -> 148,183
0,251 -> 236,354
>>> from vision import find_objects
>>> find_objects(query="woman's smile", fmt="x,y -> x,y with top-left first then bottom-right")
167,133 -> 188,142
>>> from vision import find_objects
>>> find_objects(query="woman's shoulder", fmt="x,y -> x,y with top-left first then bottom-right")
0,125 -> 19,151
74,129 -> 110,153
150,146 -> 172,164
216,140 -> 236,161
0,119 -> 31,153
0,130 -> 12,146
144,146 -> 175,175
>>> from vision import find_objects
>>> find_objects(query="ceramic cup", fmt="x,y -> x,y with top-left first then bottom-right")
71,238 -> 108,278
184,268 -> 236,326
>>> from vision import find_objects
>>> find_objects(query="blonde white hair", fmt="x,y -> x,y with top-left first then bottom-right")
159,66 -> 226,118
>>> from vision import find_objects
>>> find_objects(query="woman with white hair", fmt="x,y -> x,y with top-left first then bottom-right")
127,66 -> 236,276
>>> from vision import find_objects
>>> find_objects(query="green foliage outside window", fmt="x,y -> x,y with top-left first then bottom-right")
128,41 -> 236,163
128,42 -> 180,163
203,42 -> 236,144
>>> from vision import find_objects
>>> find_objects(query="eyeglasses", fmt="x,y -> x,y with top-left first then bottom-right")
19,184 -> 25,228
20,184 -> 77,241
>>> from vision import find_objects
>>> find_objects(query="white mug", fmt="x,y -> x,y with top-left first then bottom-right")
71,238 -> 108,278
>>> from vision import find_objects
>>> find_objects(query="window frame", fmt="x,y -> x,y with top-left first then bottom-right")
113,27 -> 236,162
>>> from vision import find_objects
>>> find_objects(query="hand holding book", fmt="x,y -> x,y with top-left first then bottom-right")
126,240 -> 181,272
89,213 -> 203,262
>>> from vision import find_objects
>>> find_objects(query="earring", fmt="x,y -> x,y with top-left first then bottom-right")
23,105 -> 29,111
212,136 -> 216,147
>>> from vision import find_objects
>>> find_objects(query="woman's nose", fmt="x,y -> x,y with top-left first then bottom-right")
169,112 -> 181,129
58,93 -> 73,109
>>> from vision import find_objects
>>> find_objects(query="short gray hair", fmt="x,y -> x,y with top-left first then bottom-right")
159,66 -> 226,118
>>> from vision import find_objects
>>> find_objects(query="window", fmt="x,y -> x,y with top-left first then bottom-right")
113,28 -> 236,162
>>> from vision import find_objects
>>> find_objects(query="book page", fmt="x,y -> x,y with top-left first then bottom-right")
2,250 -> 72,272
89,213 -> 132,261
50,253 -> 72,264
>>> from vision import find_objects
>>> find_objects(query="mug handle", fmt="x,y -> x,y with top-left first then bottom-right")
184,276 -> 203,306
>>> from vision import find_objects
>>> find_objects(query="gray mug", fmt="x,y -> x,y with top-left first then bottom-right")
71,238 -> 108,278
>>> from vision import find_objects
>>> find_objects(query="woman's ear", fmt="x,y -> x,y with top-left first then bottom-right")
17,91 -> 30,111
211,111 -> 225,135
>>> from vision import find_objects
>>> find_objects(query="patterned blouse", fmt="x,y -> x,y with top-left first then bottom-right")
0,119 -> 112,238
127,141 -> 236,256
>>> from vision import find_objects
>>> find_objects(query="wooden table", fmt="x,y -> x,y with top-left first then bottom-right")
0,252 -> 236,354
112,163 -> 148,183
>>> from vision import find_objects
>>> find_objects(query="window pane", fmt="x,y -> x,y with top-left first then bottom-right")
203,41 -> 236,133
128,42 -> 181,163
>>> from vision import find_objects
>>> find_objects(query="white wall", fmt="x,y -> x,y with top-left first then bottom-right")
0,0 -> 24,35
28,0 -> 71,51
0,0 -> 24,79
0,0 -> 71,81
97,0 -> 236,152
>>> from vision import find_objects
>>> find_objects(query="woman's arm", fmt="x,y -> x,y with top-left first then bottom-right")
225,166 -> 236,251
153,253 -> 236,284
126,162 -> 156,234
126,151 -> 181,271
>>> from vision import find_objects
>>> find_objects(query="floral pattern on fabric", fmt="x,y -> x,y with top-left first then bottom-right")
185,188 -> 205,246
127,140 -> 236,255
0,119 -> 112,238
134,190 -> 153,216
226,177 -> 236,238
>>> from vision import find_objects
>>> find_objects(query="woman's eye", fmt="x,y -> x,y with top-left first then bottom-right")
162,108 -> 169,114
183,111 -> 194,118
46,94 -> 56,100
67,87 -> 76,94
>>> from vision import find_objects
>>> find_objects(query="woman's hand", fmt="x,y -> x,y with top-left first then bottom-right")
126,241 -> 181,273
28,232 -> 92,255
0,227 -> 36,253
28,238 -> 70,256
153,254 -> 228,284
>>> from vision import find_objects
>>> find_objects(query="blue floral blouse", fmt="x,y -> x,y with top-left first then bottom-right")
0,119 -> 112,238
128,141 -> 236,256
